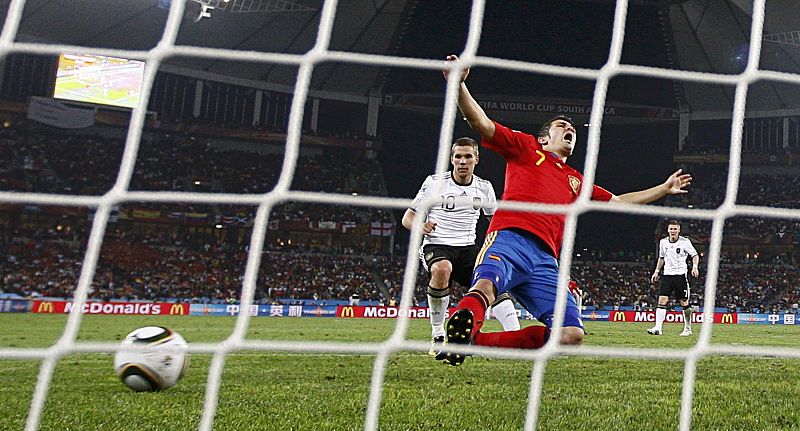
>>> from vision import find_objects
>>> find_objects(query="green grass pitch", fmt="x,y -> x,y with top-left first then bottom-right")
1,314 -> 799,430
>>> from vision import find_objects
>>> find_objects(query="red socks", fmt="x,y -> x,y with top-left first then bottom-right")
456,291 -> 489,336
473,325 -> 550,349
456,291 -> 550,349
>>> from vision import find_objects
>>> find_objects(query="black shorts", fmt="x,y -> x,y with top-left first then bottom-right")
419,244 -> 478,288
658,274 -> 690,301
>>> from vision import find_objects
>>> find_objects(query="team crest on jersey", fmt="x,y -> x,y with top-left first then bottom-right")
472,197 -> 482,210
568,175 -> 581,195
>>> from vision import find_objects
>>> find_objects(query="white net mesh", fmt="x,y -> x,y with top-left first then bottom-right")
1,0 -> 799,430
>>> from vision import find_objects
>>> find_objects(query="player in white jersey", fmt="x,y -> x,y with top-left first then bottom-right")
648,220 -> 700,336
402,137 -> 520,357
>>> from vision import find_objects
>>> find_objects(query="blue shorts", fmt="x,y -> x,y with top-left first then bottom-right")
472,229 -> 583,330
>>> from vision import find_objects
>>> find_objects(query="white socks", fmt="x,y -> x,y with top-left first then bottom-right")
429,291 -> 520,336
491,298 -> 520,331
683,307 -> 693,330
655,307 -> 667,331
428,293 -> 449,338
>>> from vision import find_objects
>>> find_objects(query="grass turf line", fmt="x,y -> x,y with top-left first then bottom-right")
0,314 -> 799,430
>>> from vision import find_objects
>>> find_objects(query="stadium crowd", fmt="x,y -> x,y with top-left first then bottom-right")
664,168 -> 800,248
2,123 -> 800,314
571,261 -> 800,314
0,124 -> 391,223
5,220 -> 798,314
1,224 -> 389,304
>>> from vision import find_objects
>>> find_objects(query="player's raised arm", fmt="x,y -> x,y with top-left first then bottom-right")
611,169 -> 692,204
443,55 -> 495,140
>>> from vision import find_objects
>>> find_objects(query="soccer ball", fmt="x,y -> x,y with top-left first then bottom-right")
114,326 -> 189,392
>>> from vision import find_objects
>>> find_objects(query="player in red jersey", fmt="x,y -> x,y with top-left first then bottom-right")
438,55 -> 693,365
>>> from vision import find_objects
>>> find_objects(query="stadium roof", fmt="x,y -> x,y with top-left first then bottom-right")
668,0 -> 800,118
7,0 -> 800,116
12,0 -> 415,102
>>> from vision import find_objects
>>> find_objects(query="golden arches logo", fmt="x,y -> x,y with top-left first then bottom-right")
612,311 -> 626,322
340,307 -> 355,318
37,301 -> 54,313
721,313 -> 735,324
169,304 -> 185,315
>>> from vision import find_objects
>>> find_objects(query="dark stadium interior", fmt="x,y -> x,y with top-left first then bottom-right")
2,0 -> 800,315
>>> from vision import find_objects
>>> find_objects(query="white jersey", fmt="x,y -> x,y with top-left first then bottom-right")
658,236 -> 698,275
410,172 -> 497,246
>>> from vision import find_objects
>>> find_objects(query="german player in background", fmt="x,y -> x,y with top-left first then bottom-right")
439,54 -> 694,366
402,137 -> 520,358
648,220 -> 700,336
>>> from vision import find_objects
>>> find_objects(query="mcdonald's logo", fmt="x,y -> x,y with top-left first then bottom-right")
721,313 -> 735,324
169,304 -> 185,315
37,301 -> 54,314
612,311 -> 626,322
340,307 -> 355,318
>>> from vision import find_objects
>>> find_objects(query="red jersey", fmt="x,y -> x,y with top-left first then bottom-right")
483,122 -> 613,257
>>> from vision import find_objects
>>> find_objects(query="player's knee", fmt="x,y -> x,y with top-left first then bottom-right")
560,327 -> 584,346
429,260 -> 452,285
472,278 -> 493,292
467,281 -> 496,306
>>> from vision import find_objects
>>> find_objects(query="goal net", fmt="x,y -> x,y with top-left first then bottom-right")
1,1 -> 799,430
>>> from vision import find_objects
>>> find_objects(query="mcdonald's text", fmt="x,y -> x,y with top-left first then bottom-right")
336,306 -> 450,319
32,301 -> 188,315
608,310 -> 738,324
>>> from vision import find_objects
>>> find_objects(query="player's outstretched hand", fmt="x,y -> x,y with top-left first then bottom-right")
442,54 -> 469,83
663,169 -> 692,195
568,279 -> 582,298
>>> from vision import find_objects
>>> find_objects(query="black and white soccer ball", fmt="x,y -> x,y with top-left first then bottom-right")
114,326 -> 189,392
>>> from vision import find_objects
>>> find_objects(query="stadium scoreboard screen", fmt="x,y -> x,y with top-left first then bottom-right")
53,53 -> 145,109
